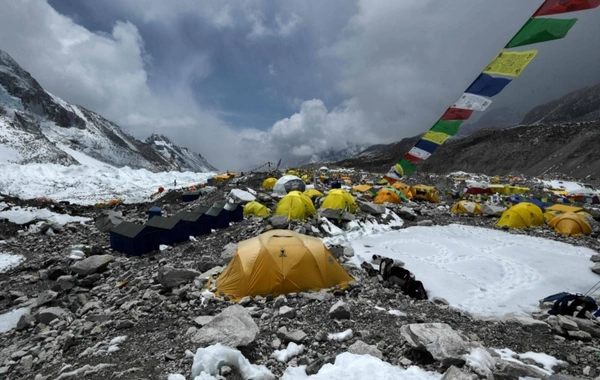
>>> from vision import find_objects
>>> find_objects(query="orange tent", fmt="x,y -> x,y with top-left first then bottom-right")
391,182 -> 413,199
374,189 -> 401,204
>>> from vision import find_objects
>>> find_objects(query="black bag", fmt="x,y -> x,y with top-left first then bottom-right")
403,279 -> 428,300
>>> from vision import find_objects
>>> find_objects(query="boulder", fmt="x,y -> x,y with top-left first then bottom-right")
16,313 -> 36,331
94,210 -> 124,233
397,207 -> 418,221
480,204 -> 506,217
493,359 -> 548,380
70,255 -> 113,276
329,300 -> 351,320
566,330 -> 592,341
417,219 -> 434,226
279,306 -> 296,319
56,275 -> 76,291
503,315 -> 550,333
35,307 -> 68,325
347,340 -> 383,359
220,243 -> 238,262
400,323 -> 477,367
359,202 -> 386,215
270,215 -> 289,229
157,266 -> 200,289
191,305 -> 259,347
563,316 -> 600,337
318,208 -> 355,222
277,326 -> 307,343
557,315 -> 579,331
197,266 -> 223,284
592,263 -> 600,275
441,366 -> 477,380
36,290 -> 58,308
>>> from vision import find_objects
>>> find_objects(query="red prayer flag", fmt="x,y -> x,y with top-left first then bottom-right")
534,0 -> 600,16
404,153 -> 422,163
440,107 -> 474,121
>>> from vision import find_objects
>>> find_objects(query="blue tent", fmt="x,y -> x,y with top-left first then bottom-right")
110,221 -> 159,256
182,190 -> 201,203
145,216 -> 191,245
148,206 -> 162,220
206,202 -> 231,229
175,211 -> 212,236
526,198 -> 553,211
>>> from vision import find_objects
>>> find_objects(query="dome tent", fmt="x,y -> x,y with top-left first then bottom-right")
262,177 -> 277,190
243,201 -> 271,218
212,230 -> 354,301
549,212 -> 592,237
275,191 -> 315,220
451,200 -> 483,215
495,202 -> 544,229
321,189 -> 357,213
273,175 -> 306,196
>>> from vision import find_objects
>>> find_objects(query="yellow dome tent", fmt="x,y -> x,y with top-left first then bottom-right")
549,212 -> 592,237
391,182 -> 413,199
412,185 -> 440,203
303,189 -> 324,199
352,184 -> 372,194
495,202 -> 544,229
243,201 -> 271,218
212,230 -> 354,301
301,174 -> 310,183
262,177 -> 277,190
275,191 -> 316,220
322,189 -> 357,213
451,200 -> 483,215
543,204 -> 592,223
374,189 -> 401,204
286,170 -> 300,177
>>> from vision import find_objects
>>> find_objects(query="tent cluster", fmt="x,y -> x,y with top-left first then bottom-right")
110,201 -> 244,256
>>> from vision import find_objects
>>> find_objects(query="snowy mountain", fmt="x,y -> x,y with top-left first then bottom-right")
293,142 -> 369,166
522,82 -> 600,125
0,49 -> 216,172
145,133 -> 217,173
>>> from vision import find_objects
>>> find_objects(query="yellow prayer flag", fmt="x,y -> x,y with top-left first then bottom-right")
422,131 -> 450,145
483,49 -> 538,77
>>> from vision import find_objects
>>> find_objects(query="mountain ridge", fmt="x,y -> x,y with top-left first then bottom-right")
0,49 -> 216,172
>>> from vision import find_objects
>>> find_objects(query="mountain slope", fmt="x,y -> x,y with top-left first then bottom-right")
522,83 -> 600,125
293,142 -> 370,166
0,49 -> 216,172
145,133 -> 217,172
335,121 -> 600,178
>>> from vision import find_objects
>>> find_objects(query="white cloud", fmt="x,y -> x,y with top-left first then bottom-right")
268,63 -> 277,76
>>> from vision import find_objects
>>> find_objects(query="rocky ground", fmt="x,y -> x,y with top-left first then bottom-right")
1,172 -> 600,380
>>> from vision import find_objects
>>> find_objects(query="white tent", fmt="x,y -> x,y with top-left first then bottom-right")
272,175 -> 304,196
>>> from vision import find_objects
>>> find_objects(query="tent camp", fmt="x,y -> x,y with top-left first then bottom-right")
273,175 -> 306,196
145,216 -> 191,245
373,188 -> 401,204
549,212 -> 592,237
495,202 -> 544,229
212,230 -> 354,301
321,189 -> 357,213
275,191 -> 316,220
243,201 -> 271,217
451,200 -> 483,215
262,177 -> 277,190
412,185 -> 440,203
110,222 -> 159,256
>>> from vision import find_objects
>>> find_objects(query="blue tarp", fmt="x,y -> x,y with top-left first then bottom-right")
466,74 -> 511,97
526,198 -> 553,211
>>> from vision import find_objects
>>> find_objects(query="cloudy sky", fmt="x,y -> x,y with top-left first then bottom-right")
1,0 -> 599,171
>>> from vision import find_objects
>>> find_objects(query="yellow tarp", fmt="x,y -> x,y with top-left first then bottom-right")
243,201 -> 271,217
262,177 -> 277,190
549,212 -> 592,237
352,184 -> 372,194
213,230 -> 354,301
303,189 -> 324,199
412,185 -> 440,203
484,49 -> 538,77
495,202 -> 544,229
322,189 -> 357,213
275,191 -> 315,220
451,200 -> 483,215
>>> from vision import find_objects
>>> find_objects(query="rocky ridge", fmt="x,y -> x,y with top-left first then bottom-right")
0,172 -> 599,379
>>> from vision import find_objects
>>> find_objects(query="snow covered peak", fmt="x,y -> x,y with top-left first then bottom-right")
0,49 -> 216,172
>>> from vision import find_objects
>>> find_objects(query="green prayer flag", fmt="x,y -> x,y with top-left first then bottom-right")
399,158 -> 416,176
506,18 -> 577,48
430,120 -> 462,136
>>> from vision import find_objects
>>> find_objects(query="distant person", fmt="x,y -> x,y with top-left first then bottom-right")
174,179 -> 177,187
